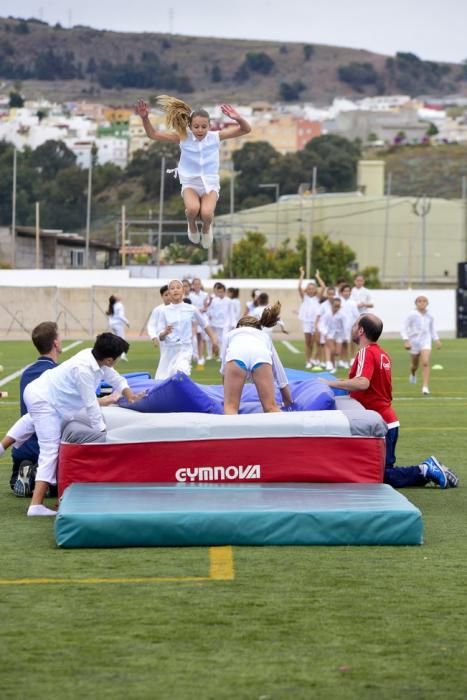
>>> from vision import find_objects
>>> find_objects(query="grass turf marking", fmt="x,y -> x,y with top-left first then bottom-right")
0,340 -> 82,388
281,340 -> 300,354
0,545 -> 235,585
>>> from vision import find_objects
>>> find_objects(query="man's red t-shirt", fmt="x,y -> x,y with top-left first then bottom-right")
349,343 -> 399,426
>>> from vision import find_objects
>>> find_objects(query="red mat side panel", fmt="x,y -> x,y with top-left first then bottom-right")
58,436 -> 385,496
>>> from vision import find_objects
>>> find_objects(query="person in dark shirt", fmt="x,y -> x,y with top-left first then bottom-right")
10,322 -> 62,497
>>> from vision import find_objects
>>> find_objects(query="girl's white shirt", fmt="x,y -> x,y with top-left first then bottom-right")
108,301 -> 128,327
401,310 -> 439,343
208,296 -> 234,329
220,326 -> 288,388
178,131 -> 220,183
298,294 -> 321,322
156,302 -> 208,345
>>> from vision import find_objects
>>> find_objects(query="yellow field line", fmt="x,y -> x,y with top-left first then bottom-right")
0,546 -> 235,585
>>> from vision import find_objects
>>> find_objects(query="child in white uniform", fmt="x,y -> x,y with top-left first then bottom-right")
401,295 -> 441,395
0,333 -> 144,517
298,267 -> 326,368
135,96 -> 251,249
106,295 -> 129,360
338,283 -> 360,368
221,302 -> 293,414
189,277 -> 210,367
207,283 -> 233,353
155,279 -> 218,380
319,298 -> 346,372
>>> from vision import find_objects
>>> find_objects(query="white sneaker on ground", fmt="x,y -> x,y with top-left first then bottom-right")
305,361 -> 312,369
422,386 -> 430,395
27,504 -> 56,517
201,225 -> 213,249
409,373 -> 416,384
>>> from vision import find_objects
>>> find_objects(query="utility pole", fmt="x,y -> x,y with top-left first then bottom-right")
381,172 -> 392,283
11,147 -> 17,269
35,202 -> 40,269
85,148 -> 93,268
306,166 -> 317,278
156,156 -> 166,278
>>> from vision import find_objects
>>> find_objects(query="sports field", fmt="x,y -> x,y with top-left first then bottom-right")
0,337 -> 466,700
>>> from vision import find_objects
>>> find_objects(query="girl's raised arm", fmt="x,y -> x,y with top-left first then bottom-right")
134,99 -> 180,143
219,104 -> 252,141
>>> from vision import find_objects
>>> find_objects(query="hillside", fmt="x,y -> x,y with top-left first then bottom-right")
1,16 -> 467,106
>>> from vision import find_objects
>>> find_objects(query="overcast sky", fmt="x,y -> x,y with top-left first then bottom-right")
2,0 -> 467,64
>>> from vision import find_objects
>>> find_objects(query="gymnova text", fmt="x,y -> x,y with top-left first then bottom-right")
175,464 -> 261,482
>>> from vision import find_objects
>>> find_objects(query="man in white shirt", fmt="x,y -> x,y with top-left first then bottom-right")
351,274 -> 374,314
0,333 -> 143,517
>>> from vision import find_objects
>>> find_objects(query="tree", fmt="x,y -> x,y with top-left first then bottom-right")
426,122 -> 439,137
217,231 -> 360,281
245,52 -> 275,75
9,91 -> 24,108
279,80 -> 306,102
338,62 -> 380,91
303,44 -> 314,61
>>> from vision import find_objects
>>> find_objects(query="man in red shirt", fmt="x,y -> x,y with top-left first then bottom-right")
325,314 -> 459,489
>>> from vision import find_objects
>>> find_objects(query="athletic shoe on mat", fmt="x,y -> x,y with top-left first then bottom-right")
422,386 -> 430,395
13,460 -> 36,498
423,455 -> 449,489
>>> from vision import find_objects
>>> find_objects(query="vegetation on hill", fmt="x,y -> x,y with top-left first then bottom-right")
1,16 -> 466,104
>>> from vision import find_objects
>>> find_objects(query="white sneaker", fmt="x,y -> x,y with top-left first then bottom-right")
409,373 -> 416,384
305,362 -> 312,369
187,220 -> 200,245
201,225 -> 213,249
422,386 -> 430,395
27,504 -> 56,517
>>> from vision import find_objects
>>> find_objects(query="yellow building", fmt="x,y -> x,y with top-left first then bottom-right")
128,112 -> 166,158
216,161 -> 466,286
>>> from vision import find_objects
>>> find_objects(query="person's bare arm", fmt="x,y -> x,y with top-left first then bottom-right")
322,376 -> 370,392
134,99 -> 180,143
298,266 -> 305,300
219,104 -> 251,140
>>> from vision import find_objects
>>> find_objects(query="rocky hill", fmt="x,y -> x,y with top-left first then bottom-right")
1,15 -> 467,106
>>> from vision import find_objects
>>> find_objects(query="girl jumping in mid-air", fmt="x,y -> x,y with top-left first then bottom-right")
221,302 -> 293,415
134,96 -> 251,249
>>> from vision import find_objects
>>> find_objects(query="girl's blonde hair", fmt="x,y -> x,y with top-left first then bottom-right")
237,301 -> 282,330
156,95 -> 210,139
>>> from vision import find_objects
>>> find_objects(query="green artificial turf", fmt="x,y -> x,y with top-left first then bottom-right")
0,338 -> 466,700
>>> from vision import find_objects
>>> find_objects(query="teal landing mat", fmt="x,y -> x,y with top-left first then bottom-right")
55,483 -> 423,548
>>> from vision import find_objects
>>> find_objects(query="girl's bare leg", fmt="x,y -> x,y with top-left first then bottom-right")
251,364 -> 280,413
183,189 -> 201,236
223,361 -> 247,414
420,349 -> 431,388
304,332 -> 313,364
410,353 -> 420,377
199,192 -> 218,233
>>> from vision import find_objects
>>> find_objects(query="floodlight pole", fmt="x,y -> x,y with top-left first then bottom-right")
11,147 -> 17,269
156,156 -> 166,278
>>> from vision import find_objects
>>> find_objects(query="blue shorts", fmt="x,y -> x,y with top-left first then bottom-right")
234,359 -> 265,372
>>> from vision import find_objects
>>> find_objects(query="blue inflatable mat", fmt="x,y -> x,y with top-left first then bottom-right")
55,483 -> 423,548
285,368 -> 349,396
118,371 -> 336,414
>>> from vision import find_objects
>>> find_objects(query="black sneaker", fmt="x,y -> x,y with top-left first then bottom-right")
13,460 -> 36,498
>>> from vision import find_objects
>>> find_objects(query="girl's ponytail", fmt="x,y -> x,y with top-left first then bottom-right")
156,95 -> 192,139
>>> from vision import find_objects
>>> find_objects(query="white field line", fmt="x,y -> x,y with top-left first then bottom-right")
281,340 -> 300,354
0,341 -> 82,388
